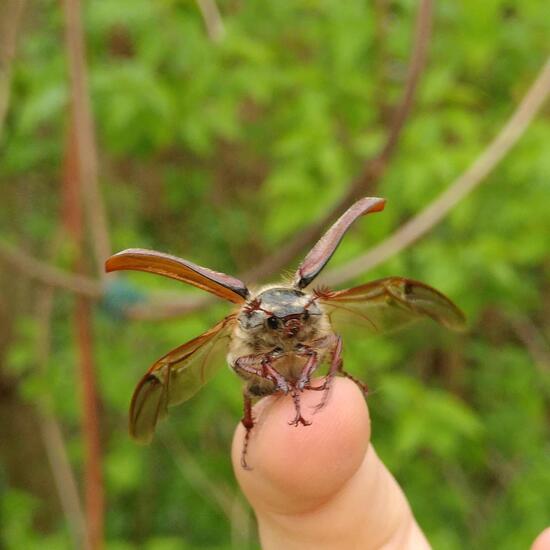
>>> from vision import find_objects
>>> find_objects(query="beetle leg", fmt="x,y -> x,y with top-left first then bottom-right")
295,349 -> 319,391
261,358 -> 290,395
341,370 -> 369,395
295,335 -> 336,391
240,392 -> 254,470
334,335 -> 369,395
288,388 -> 312,427
232,353 -> 290,394
312,335 -> 343,413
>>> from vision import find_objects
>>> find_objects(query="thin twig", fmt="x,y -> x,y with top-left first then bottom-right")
40,413 -> 91,547
195,0 -> 225,43
131,54 -> 550,317
0,1 -> 431,320
35,284 -> 90,550
508,314 -> 550,374
0,238 -> 214,317
120,0 -> 433,321
0,240 -> 103,298
62,0 -> 111,280
126,293 -> 213,321
230,492 -> 253,550
321,57 -> 550,287
159,428 -> 251,545
241,0 -> 433,284
0,0 -> 25,137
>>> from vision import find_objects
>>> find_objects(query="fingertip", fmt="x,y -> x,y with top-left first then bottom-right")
532,527 -> 550,550
232,378 -> 370,514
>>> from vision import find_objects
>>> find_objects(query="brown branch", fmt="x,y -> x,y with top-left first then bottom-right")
74,289 -> 104,550
321,56 -> 550,287
241,0 -> 433,284
62,0 -> 111,280
0,240 -> 103,298
63,107 -> 104,548
0,0 -> 25,137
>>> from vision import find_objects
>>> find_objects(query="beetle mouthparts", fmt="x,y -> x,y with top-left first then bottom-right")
283,317 -> 301,337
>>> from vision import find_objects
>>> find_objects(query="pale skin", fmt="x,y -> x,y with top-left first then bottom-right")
232,378 -> 550,550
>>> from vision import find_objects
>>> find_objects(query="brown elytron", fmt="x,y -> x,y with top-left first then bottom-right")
105,197 -> 465,468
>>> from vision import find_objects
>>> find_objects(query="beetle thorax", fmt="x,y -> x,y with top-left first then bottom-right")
236,286 -> 324,352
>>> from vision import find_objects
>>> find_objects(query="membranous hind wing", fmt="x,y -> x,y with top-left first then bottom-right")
319,278 -> 465,336
130,314 -> 237,443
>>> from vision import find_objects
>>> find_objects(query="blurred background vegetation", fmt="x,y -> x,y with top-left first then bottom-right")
0,0 -> 549,548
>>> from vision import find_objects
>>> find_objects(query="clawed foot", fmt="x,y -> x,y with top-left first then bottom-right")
310,377 -> 333,414
288,388 -> 312,427
311,394 -> 329,414
288,414 -> 312,427
240,453 -> 253,470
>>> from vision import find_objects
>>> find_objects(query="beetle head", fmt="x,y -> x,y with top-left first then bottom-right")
239,287 -> 321,339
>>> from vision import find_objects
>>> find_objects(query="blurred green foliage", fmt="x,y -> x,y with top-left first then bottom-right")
1,0 -> 549,548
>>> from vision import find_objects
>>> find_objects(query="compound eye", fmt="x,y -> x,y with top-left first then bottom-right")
267,316 -> 279,329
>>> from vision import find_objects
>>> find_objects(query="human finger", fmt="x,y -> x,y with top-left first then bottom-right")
232,377 -> 430,549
